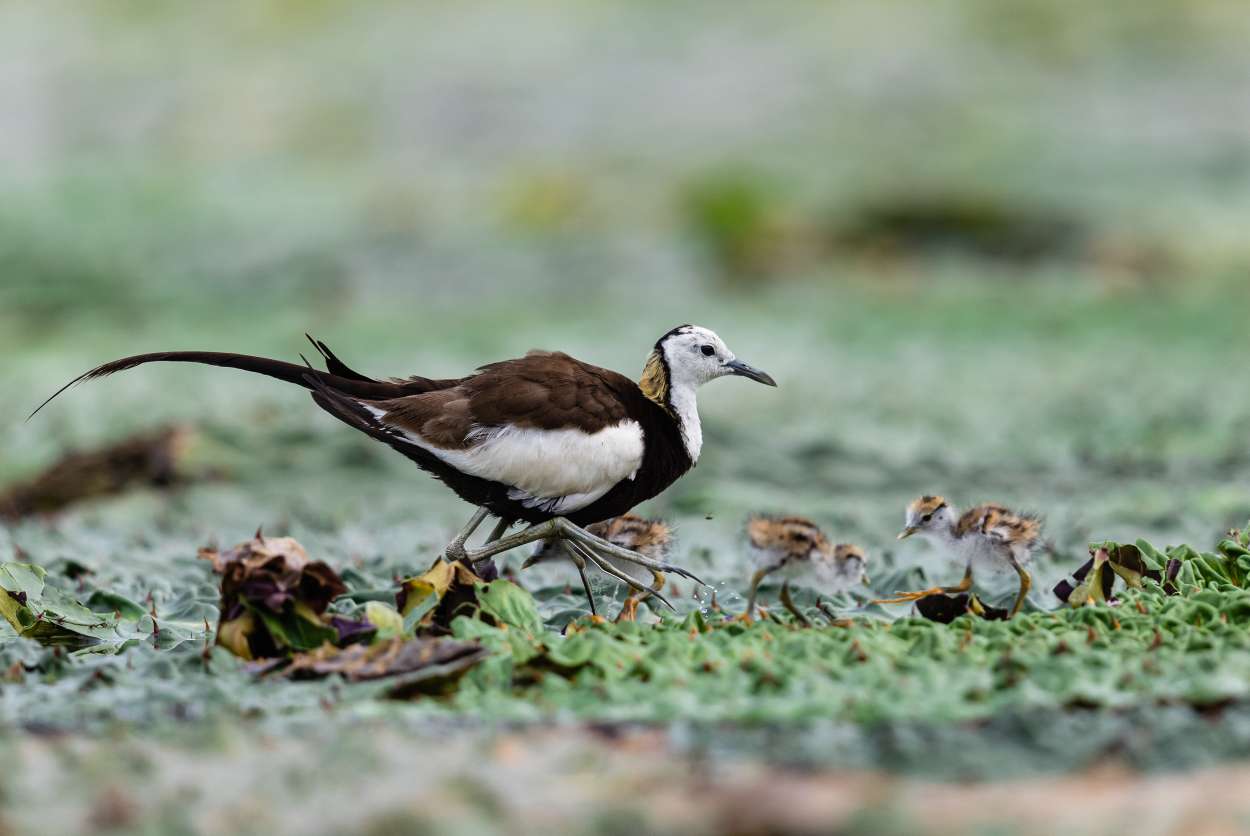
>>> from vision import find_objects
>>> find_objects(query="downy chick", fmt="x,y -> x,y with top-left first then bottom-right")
876,495 -> 1039,618
745,516 -> 868,621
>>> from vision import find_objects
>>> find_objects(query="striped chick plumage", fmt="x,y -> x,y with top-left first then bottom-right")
881,495 -> 1040,618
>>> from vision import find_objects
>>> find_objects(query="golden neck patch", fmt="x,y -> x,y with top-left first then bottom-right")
639,350 -> 670,410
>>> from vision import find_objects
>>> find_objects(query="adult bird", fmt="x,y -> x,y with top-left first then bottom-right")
30,325 -> 776,607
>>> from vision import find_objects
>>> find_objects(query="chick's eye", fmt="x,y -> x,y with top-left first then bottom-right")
921,513 -> 932,523
700,344 -> 715,357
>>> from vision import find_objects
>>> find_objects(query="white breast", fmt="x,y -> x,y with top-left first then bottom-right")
375,412 -> 645,512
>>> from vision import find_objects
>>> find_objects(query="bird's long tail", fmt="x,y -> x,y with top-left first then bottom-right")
27,338 -> 419,421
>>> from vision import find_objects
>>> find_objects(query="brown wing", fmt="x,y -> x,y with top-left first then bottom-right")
954,503 -> 1011,538
366,351 -> 634,449
981,508 -> 1042,548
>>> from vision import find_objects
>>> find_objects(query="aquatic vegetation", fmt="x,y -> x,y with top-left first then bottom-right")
7,522 -> 1250,738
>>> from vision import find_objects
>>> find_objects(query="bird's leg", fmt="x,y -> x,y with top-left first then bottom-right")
617,595 -> 639,623
617,570 -> 665,623
817,600 -> 852,627
484,517 -> 513,544
872,566 -> 973,606
458,518 -> 563,564
636,570 -> 665,608
1007,555 -> 1032,619
470,517 -> 514,575
563,540 -> 598,617
455,516 -> 679,612
778,580 -> 811,628
570,544 -> 675,611
559,521 -> 706,586
444,507 -> 490,563
743,568 -> 771,620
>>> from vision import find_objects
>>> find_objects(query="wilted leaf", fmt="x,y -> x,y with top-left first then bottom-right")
1055,548 -> 1117,607
218,612 -> 256,659
0,426 -> 194,519
263,636 -> 489,698
327,615 -> 377,647
208,533 -> 349,658
396,559 -> 482,633
916,593 -> 1008,623
252,602 -> 338,652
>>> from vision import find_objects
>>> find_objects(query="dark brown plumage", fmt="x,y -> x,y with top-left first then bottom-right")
306,351 -> 692,526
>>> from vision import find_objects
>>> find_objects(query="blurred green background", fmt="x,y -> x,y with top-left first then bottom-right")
5,1 -> 1250,832
6,0 -> 1250,552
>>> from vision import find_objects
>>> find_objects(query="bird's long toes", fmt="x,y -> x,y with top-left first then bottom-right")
664,564 -> 707,586
649,588 -> 676,611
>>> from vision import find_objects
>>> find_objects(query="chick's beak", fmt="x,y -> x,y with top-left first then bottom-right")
726,359 -> 777,387
897,527 -> 918,540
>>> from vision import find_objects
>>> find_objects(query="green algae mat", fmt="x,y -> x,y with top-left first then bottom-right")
8,518 -> 1250,782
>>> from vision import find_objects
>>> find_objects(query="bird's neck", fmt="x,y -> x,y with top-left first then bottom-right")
639,350 -> 702,463
668,380 -> 703,462
928,518 -> 962,548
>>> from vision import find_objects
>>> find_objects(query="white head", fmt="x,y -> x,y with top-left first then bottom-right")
898,495 -> 956,542
653,325 -> 776,389
640,325 -> 775,463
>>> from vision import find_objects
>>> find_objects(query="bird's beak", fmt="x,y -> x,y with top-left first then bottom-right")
726,359 -> 777,387
897,527 -> 918,540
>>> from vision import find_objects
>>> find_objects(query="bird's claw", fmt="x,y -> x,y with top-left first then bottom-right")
647,587 -> 676,611
664,564 -> 707,586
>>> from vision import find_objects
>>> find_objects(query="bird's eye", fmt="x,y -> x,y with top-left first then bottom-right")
700,345 -> 715,357
921,513 -> 932,523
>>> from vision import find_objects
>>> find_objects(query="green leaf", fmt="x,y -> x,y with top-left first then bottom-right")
475,580 -> 543,635
0,562 -> 48,601
0,561 -> 140,648
85,589 -> 148,621
251,603 -> 337,652
364,601 -> 405,642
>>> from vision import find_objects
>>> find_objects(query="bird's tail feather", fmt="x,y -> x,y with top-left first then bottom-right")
28,347 -> 419,421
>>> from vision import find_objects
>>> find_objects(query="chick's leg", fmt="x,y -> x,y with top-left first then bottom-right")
617,570 -> 665,623
1007,554 -> 1032,618
743,568 -> 771,620
778,580 -> 812,628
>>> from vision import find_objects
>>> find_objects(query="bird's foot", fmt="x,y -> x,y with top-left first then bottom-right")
558,520 -> 707,588
871,586 -> 948,606
565,539 -> 676,612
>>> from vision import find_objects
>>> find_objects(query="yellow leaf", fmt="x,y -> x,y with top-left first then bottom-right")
217,612 -> 255,659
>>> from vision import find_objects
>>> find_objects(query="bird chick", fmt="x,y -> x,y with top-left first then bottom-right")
876,495 -> 1039,618
525,514 -> 672,620
745,516 -> 865,622
820,543 -> 871,593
